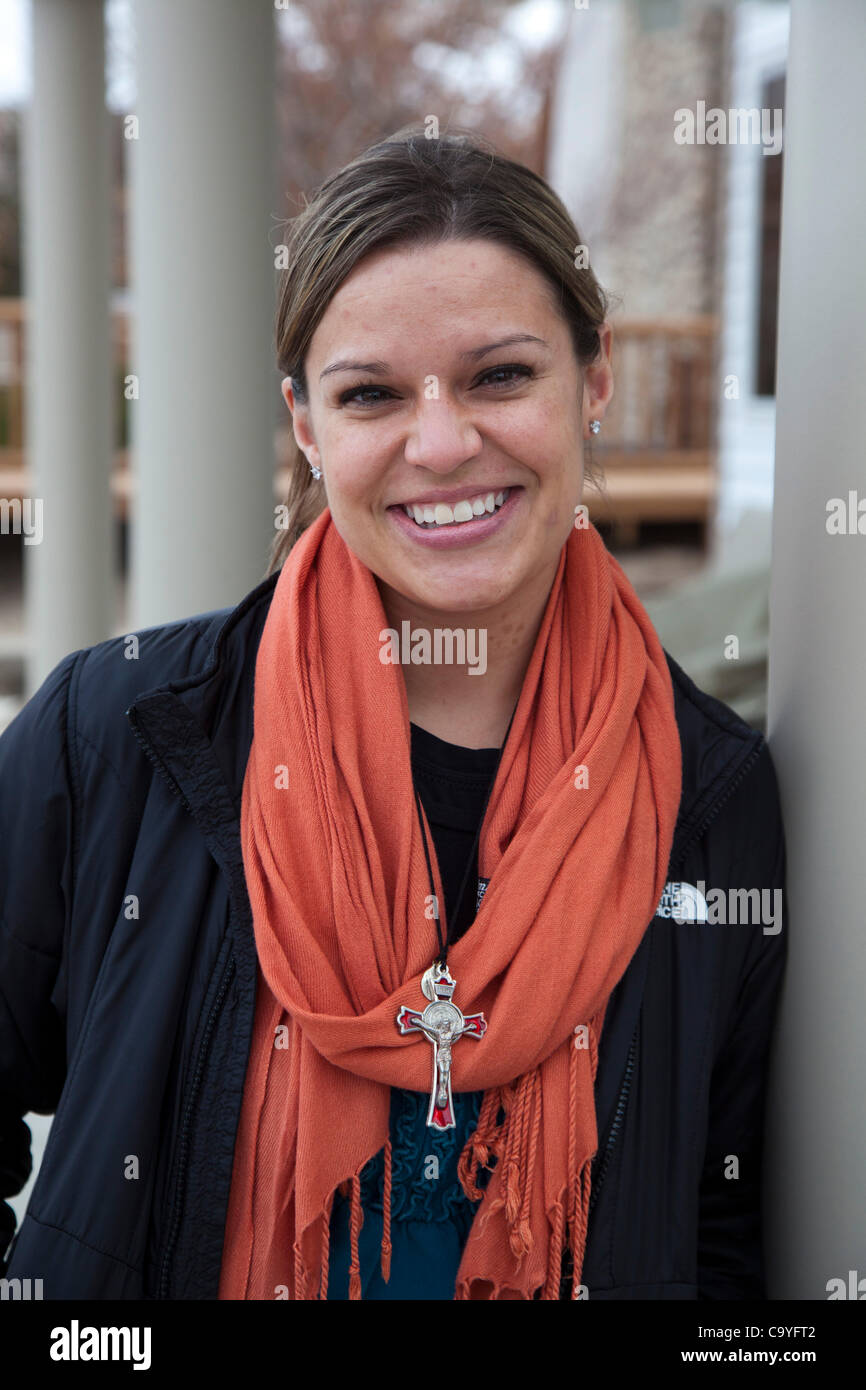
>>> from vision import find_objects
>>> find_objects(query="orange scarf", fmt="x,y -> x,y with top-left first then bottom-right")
218,508 -> 681,1300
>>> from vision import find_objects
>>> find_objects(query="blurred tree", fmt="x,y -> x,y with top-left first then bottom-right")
275,0 -> 561,213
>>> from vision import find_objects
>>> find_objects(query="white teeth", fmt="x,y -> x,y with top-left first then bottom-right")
402,487 -> 511,528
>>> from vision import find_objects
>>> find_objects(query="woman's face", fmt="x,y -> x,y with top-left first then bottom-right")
283,237 -> 612,617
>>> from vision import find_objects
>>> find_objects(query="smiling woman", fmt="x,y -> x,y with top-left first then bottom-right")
270,139 -> 613,747
0,124 -> 786,1306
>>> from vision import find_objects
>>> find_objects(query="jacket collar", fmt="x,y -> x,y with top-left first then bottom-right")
125,571 -> 279,897
125,569 -> 763,881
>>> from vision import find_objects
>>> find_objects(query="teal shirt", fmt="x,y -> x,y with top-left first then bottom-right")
327,1086 -> 487,1299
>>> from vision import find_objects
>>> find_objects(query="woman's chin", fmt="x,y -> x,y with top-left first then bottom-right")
382,571 -> 521,618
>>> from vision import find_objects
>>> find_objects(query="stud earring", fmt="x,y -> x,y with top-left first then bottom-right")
309,462 -> 323,480
589,419 -> 601,435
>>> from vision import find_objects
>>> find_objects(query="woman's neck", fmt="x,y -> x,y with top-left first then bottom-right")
378,560 -> 558,749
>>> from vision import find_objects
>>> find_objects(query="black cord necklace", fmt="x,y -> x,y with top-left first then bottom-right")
396,699 -> 519,1130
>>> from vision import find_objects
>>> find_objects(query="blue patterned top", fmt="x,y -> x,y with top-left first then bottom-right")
327,1086 -> 487,1299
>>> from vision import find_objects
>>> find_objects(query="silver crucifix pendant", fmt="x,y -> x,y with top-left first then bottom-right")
395,962 -> 487,1130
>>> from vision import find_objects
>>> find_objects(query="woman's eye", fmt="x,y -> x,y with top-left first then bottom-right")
337,383 -> 393,407
477,363 -> 534,389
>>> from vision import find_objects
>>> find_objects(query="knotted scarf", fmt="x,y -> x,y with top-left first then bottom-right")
218,507 -> 681,1300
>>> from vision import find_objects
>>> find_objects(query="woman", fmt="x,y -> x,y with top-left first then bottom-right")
0,127 -> 786,1301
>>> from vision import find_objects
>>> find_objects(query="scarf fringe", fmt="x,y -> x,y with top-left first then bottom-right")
458,1022 -> 601,1299
565,1020 -> 600,1299
304,1023 -> 602,1301
457,1087 -> 503,1200
462,1070 -> 541,1263
348,1172 -> 363,1300
569,1156 -> 592,1298
318,1196 -> 330,1300
293,1238 -> 308,1300
380,1136 -> 393,1283
306,1164 -> 376,1301
542,1198 -> 566,1300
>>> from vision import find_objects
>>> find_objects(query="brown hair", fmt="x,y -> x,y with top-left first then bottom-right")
269,122 -> 611,573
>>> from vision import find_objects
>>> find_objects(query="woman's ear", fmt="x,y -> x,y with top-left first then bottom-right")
282,377 -> 322,474
583,322 -> 614,432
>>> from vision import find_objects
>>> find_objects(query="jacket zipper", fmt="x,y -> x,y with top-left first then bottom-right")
589,1022 -> 637,1217
158,954 -> 236,1299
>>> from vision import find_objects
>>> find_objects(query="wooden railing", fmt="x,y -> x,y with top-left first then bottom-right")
0,301 -> 718,544
585,315 -> 719,545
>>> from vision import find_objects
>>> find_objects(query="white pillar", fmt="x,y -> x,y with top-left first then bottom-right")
23,0 -> 113,693
545,0 -> 626,280
129,0 -> 277,628
765,0 -> 866,1298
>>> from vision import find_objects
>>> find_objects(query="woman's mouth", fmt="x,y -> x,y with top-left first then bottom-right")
402,488 -> 511,528
387,486 -> 521,549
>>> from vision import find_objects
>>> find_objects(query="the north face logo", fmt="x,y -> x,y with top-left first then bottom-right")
655,881 -> 709,922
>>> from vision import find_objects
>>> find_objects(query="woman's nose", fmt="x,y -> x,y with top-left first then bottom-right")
402,396 -> 484,474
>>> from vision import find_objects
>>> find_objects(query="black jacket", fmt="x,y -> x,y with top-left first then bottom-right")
0,568 -> 787,1299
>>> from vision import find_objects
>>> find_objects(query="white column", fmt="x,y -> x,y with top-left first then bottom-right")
23,0 -> 113,693
128,0 -> 277,628
545,0 -> 626,280
765,0 -> 866,1298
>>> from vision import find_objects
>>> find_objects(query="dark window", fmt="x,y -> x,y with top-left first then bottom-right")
755,72 -> 785,396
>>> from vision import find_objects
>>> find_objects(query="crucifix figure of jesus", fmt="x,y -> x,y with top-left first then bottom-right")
395,963 -> 487,1130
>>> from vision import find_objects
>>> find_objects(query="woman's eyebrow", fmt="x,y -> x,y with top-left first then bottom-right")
319,334 -> 550,382
460,333 -> 551,361
320,357 -> 389,381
